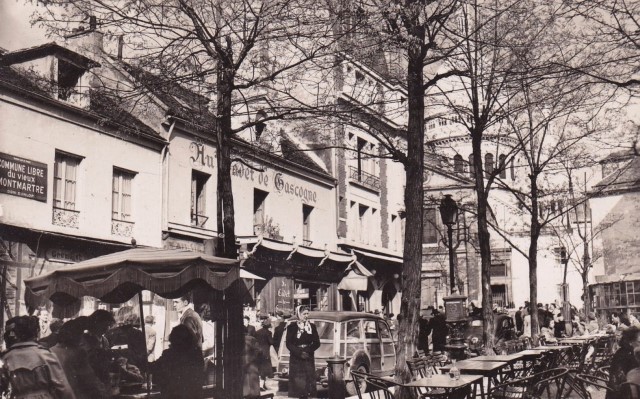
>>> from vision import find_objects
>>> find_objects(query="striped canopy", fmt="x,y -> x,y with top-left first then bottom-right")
24,247 -> 247,307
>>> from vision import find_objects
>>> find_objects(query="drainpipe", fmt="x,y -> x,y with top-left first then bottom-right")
161,118 -> 177,233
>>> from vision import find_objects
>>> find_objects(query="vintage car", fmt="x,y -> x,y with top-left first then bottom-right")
275,311 -> 396,396
465,313 -> 517,353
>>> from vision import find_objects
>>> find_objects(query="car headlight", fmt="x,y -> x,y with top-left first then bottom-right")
282,367 -> 288,375
471,337 -> 479,344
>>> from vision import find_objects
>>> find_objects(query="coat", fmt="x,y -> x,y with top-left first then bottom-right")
180,308 -> 203,348
254,326 -> 274,378
285,321 -> 320,398
243,335 -> 261,399
1,341 -> 76,399
106,325 -> 148,372
430,314 -> 448,352
50,343 -> 108,399
417,318 -> 432,352
153,345 -> 204,399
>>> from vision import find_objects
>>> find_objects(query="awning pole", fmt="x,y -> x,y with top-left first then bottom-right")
137,290 -> 150,397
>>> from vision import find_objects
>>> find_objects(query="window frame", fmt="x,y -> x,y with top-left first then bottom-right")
191,170 -> 210,227
53,151 -> 82,211
112,168 -> 136,222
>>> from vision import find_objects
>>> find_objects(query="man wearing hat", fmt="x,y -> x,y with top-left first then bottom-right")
255,317 -> 274,390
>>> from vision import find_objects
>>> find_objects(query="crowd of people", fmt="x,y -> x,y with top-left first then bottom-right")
0,295 -> 209,399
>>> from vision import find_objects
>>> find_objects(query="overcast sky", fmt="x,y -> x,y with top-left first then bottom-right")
0,1 -> 48,51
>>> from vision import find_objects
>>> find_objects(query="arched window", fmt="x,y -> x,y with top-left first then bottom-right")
510,158 -> 516,180
453,154 -> 464,173
499,154 -> 506,179
468,154 -> 475,178
484,153 -> 494,177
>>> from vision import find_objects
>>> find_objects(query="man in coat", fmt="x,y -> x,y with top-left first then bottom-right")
430,308 -> 448,352
174,295 -> 203,348
417,309 -> 432,354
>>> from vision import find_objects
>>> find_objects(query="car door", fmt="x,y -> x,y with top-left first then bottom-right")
377,320 -> 396,376
362,319 -> 382,373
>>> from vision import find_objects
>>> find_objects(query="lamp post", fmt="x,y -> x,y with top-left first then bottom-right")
439,194 -> 459,294
560,247 -> 572,336
439,195 -> 467,360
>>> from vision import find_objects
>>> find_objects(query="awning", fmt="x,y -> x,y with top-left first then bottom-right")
337,261 -> 373,291
338,269 -> 369,291
240,269 -> 265,280
24,247 -> 242,307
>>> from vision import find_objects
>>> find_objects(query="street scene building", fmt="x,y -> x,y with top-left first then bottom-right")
1,1 -> 639,398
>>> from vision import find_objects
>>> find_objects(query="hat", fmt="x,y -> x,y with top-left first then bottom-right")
261,319 -> 271,328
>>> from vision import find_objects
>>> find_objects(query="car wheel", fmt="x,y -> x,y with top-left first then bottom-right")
345,363 -> 368,397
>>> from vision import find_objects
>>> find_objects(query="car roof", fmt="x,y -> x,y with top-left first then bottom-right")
289,311 -> 386,323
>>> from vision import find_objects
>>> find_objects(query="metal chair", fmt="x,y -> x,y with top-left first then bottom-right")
489,368 -> 568,399
570,372 -> 615,399
351,370 -> 400,399
350,370 -> 369,399
406,358 -> 449,399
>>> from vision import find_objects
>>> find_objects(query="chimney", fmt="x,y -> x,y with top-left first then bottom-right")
64,16 -> 104,57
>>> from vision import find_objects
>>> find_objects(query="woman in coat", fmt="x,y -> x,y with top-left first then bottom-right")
285,306 -> 320,399
254,318 -> 274,389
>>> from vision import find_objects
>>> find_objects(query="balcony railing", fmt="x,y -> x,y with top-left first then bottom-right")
349,166 -> 380,192
191,213 -> 209,228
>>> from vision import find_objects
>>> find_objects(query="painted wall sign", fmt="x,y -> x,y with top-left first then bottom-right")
190,141 -> 216,170
231,163 -> 269,187
0,152 -> 47,202
274,172 -> 317,203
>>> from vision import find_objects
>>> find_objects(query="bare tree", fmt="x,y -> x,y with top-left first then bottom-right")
559,0 -> 640,91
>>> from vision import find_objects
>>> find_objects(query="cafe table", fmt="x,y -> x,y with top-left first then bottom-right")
468,353 -> 527,379
440,360 -> 509,398
403,374 -> 484,399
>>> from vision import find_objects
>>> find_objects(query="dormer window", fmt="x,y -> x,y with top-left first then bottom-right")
57,59 -> 85,101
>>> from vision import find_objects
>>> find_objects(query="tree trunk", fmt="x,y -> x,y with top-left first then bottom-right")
214,49 -> 242,398
471,135 -> 495,347
394,23 -> 426,399
528,173 -> 540,342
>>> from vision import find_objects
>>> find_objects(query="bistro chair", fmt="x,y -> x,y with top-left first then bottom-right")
406,358 -> 448,399
489,368 -> 568,399
351,370 -> 400,399
570,372 -> 615,399
621,381 -> 640,399
350,370 -> 369,399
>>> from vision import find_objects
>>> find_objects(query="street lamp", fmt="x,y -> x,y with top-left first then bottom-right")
560,247 -> 571,335
439,194 -> 459,294
439,195 -> 467,360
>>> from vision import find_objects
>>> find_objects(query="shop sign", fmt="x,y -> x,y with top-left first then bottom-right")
190,141 -> 216,170
276,279 -> 294,314
0,152 -> 47,202
294,287 -> 309,300
274,173 -> 317,203
45,248 -> 87,263
163,236 -> 205,253
231,162 -> 269,187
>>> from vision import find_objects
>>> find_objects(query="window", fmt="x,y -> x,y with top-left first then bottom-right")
453,154 -> 464,173
490,264 -> 507,277
112,169 -> 134,221
302,204 -> 313,245
438,118 -> 448,126
422,208 -> 438,245
191,171 -> 209,227
253,189 -> 268,232
510,158 -> 516,180
358,204 -> 369,243
346,320 -> 361,340
57,60 -> 84,101
468,154 -> 475,178
53,152 -> 81,210
485,153 -> 494,177
499,155 -> 506,179
572,201 -> 592,224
